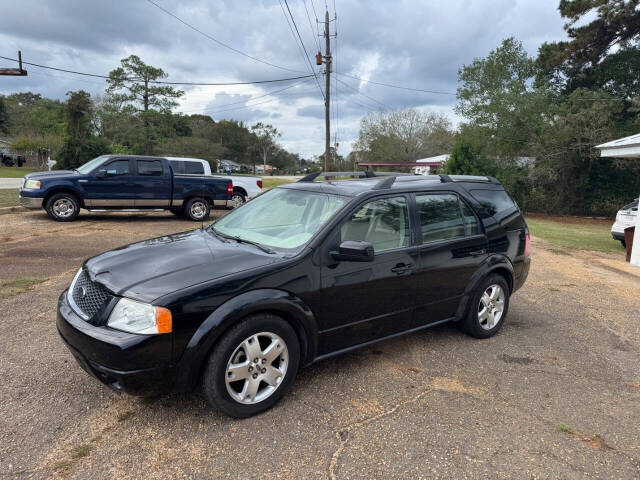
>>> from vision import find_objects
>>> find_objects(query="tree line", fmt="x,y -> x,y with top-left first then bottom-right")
0,55 -> 311,174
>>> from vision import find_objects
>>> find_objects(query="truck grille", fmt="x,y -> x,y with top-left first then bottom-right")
69,269 -> 111,320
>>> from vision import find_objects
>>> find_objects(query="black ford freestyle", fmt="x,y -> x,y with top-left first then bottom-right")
57,173 -> 530,418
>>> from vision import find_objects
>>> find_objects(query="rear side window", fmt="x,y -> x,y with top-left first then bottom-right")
137,160 -> 163,176
469,189 -> 515,217
416,194 -> 467,243
184,161 -> 205,174
169,160 -> 184,174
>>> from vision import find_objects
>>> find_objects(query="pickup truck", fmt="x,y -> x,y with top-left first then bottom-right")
19,155 -> 233,221
167,157 -> 263,207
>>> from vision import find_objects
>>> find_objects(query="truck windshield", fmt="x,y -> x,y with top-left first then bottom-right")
76,156 -> 110,174
211,188 -> 347,251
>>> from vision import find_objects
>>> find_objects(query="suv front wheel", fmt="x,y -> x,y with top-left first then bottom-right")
459,274 -> 510,338
202,313 -> 300,418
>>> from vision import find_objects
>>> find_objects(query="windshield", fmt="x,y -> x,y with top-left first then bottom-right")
76,155 -> 110,174
212,188 -> 347,251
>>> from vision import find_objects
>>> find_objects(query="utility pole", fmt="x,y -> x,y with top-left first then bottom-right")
0,51 -> 28,76
323,10 -> 331,172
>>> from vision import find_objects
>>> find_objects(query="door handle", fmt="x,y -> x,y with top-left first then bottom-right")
391,263 -> 413,274
470,249 -> 486,257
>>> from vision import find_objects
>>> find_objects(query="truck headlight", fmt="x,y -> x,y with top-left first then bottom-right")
107,298 -> 172,334
24,179 -> 41,189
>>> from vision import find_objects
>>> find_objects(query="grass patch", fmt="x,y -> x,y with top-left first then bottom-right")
0,278 -> 46,299
117,411 -> 134,422
0,189 -> 20,208
0,166 -> 37,178
261,177 -> 293,189
526,217 -> 623,253
557,424 -> 612,450
71,444 -> 90,459
52,460 -> 72,471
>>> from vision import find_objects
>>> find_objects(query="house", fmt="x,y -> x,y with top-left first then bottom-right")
217,159 -> 242,172
411,154 -> 450,175
255,164 -> 275,174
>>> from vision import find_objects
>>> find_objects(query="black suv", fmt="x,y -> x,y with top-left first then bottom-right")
57,173 -> 530,417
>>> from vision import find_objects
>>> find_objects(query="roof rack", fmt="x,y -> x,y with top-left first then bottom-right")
297,171 -> 412,182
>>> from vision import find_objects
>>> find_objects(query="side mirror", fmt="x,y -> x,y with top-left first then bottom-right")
330,240 -> 374,262
95,169 -> 107,178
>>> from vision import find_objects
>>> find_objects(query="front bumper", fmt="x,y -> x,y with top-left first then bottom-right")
611,220 -> 635,241
19,193 -> 44,209
57,291 -> 175,395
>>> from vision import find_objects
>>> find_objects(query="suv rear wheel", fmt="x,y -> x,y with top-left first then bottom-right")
202,313 -> 300,418
459,273 -> 510,338
45,193 -> 80,222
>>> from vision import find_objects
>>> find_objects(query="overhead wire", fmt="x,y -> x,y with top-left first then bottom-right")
0,54 -> 314,85
279,0 -> 325,100
144,0 -> 306,74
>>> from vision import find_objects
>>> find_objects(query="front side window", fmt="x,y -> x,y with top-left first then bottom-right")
341,196 -> 410,253
137,160 -> 163,176
213,188 -> 347,250
103,160 -> 129,176
77,155 -> 109,174
417,193 -> 468,243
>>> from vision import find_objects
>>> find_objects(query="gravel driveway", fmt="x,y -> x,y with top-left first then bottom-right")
1,209 -> 639,479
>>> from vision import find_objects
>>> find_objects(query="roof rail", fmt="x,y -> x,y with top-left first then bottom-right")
438,174 -> 453,183
297,171 -> 413,182
373,176 -> 396,190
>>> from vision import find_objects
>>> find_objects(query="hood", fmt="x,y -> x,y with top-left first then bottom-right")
84,229 -> 283,302
25,170 -> 78,180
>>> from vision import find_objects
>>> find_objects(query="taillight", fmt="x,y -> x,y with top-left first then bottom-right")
257,179 -> 263,189
227,183 -> 233,195
524,233 -> 531,257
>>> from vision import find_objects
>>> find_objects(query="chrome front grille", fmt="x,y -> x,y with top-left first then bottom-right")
69,269 -> 111,320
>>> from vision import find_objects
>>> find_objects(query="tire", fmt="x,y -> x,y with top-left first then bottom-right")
45,193 -> 80,222
184,197 -> 210,221
230,191 -> 246,209
202,313 -> 300,418
620,239 -> 626,248
459,274 -> 510,339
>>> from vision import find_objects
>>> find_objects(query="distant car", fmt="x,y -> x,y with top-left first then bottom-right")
611,199 -> 638,247
19,155 -> 233,221
167,157 -> 263,208
57,172 -> 530,418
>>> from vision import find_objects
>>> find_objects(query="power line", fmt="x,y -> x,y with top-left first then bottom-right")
198,88 -> 319,115
180,77 -> 314,113
144,0 -> 305,74
0,54 -> 314,85
335,76 -> 389,109
303,0 -> 322,52
280,0 -> 325,100
336,71 -> 457,95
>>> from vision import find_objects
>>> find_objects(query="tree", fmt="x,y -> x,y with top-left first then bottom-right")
0,96 -> 8,134
57,91 -> 108,169
443,137 -> 498,176
355,108 -> 454,164
106,55 -> 184,154
250,123 -> 281,173
537,0 -> 640,81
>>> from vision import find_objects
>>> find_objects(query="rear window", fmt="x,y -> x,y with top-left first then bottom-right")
184,161 -> 205,174
137,159 -> 163,176
169,160 -> 184,174
469,189 -> 516,216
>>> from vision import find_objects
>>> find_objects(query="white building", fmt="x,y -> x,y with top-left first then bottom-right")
411,154 -> 450,175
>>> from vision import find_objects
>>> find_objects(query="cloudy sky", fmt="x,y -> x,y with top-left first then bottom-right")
0,0 -> 567,159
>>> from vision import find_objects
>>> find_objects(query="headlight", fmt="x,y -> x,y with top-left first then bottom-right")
24,179 -> 41,189
107,298 -> 172,334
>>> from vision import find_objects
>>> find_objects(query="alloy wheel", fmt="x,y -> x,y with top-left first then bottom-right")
190,201 -> 207,219
225,332 -> 289,404
53,198 -> 75,218
477,284 -> 505,330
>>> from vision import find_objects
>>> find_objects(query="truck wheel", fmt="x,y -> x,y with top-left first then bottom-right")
619,239 -> 626,248
459,274 -> 510,339
45,193 -> 80,222
202,313 -> 300,418
230,191 -> 246,208
184,197 -> 210,221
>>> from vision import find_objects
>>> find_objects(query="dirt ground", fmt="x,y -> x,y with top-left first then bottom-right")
1,209 -> 639,479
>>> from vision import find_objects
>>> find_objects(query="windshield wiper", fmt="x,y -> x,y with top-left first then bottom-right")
210,227 -> 275,254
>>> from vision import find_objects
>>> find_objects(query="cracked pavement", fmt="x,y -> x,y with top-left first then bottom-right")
1,210 -> 639,479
